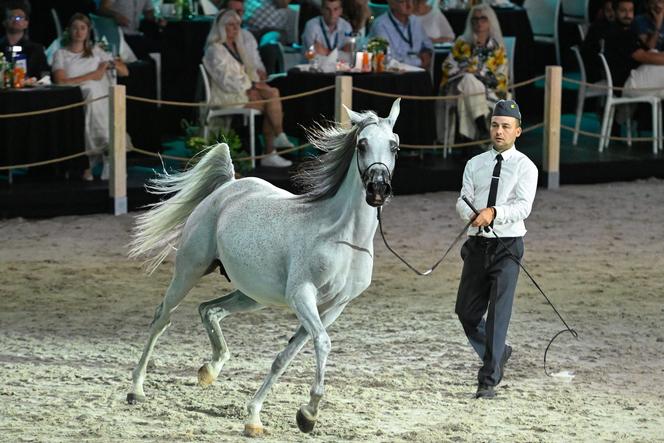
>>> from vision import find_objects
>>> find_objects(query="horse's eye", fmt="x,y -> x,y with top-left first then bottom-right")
390,140 -> 400,154
357,138 -> 368,152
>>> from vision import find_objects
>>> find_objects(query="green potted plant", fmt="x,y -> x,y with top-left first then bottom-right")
183,121 -> 251,176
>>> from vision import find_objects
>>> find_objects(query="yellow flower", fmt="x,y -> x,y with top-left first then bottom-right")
486,56 -> 497,73
493,46 -> 505,66
452,40 -> 471,60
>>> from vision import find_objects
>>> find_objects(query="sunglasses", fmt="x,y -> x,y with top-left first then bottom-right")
471,16 -> 489,23
10,15 -> 27,21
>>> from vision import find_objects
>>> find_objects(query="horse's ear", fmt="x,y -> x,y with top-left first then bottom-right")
344,105 -> 364,125
387,98 -> 401,128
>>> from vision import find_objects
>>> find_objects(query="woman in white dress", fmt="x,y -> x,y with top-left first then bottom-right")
203,9 -> 293,168
413,0 -> 455,43
52,13 -> 129,181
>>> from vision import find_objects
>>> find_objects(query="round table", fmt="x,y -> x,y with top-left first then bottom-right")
273,70 -> 436,146
0,85 -> 86,173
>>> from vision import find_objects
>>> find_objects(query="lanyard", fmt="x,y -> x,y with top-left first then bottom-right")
319,17 -> 338,50
223,43 -> 243,65
388,12 -> 412,49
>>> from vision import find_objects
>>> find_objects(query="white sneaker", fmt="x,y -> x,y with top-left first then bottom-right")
261,152 -> 292,167
273,132 -> 295,148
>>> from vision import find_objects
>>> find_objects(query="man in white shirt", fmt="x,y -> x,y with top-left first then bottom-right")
301,0 -> 352,55
100,0 -> 165,58
454,99 -> 538,400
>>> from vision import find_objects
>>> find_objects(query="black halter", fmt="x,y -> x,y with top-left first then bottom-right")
354,122 -> 394,190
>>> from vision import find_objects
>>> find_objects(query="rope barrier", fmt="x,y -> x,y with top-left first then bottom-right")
0,95 -> 108,119
561,75 -> 664,93
128,142 -> 311,162
399,122 -> 545,149
560,123 -> 661,142
126,85 -> 335,108
0,151 -> 88,170
353,75 -> 545,101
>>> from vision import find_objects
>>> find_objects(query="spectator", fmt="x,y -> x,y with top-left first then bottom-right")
203,10 -> 294,167
302,0 -> 353,56
342,0 -> 371,37
52,13 -> 129,181
439,4 -> 508,141
413,0 -> 454,43
99,0 -> 164,59
369,0 -> 433,68
632,0 -> 664,51
604,0 -> 664,98
224,0 -> 268,80
581,0 -> 615,82
244,0 -> 295,43
0,0 -> 49,79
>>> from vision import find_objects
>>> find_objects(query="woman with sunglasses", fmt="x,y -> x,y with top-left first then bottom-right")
439,4 -> 508,143
203,9 -> 294,168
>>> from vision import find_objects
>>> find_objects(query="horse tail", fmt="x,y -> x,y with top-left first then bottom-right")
128,143 -> 235,274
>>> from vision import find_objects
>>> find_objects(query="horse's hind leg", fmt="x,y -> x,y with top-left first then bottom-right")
127,260 -> 207,404
197,290 -> 263,386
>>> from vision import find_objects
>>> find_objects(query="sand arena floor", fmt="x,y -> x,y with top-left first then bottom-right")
1,179 -> 663,442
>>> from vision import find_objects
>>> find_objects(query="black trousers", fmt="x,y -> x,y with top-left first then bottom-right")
455,236 -> 524,386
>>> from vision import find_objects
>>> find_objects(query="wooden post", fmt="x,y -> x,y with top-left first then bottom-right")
109,84 -> 127,215
543,65 -> 561,189
334,75 -> 353,128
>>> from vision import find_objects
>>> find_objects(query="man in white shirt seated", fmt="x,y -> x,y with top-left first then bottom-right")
301,0 -> 353,55
369,0 -> 432,68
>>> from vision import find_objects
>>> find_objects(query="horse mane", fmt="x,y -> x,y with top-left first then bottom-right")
293,111 -> 380,202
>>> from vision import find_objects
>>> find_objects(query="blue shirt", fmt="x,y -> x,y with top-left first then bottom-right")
631,14 -> 664,51
369,11 -> 432,67
301,16 -> 353,51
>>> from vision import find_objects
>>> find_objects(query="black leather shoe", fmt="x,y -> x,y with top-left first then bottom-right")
501,345 -> 513,377
475,384 -> 496,399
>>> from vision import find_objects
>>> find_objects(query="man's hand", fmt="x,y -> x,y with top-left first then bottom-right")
470,207 -> 495,228
419,51 -> 432,69
314,40 -> 331,56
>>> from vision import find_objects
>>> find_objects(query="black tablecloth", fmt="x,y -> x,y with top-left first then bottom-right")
443,6 -> 534,82
119,60 -> 161,150
273,70 -> 435,146
161,16 -> 213,130
0,86 -> 86,172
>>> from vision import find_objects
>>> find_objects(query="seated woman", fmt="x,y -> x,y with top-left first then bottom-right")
203,9 -> 293,168
439,4 -> 508,142
413,0 -> 455,44
52,13 -> 129,181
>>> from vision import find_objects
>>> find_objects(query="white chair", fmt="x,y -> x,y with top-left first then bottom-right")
523,0 -> 561,66
577,23 -> 589,40
570,45 -> 607,145
286,3 -> 300,45
503,36 -> 516,99
51,8 -> 62,39
596,53 -> 661,154
561,0 -> 589,24
199,0 -> 219,15
198,64 -> 261,168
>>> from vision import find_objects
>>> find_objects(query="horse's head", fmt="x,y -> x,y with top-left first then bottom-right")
345,98 -> 401,207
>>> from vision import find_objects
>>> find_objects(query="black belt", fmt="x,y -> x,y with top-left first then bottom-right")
468,236 -> 519,244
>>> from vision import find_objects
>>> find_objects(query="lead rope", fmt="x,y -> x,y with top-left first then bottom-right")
377,206 -> 473,276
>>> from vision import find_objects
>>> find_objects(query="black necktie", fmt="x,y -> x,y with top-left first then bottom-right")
480,153 -> 503,234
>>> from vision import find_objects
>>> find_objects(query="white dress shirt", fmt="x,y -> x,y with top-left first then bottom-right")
456,145 -> 538,238
301,16 -> 353,51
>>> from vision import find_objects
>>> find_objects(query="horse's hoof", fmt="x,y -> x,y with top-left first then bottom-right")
197,364 -> 217,386
126,393 -> 146,404
296,409 -> 317,433
243,423 -> 264,437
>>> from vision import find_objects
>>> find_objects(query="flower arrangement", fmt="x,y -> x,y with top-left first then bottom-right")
183,121 -> 250,175
366,37 -> 389,54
